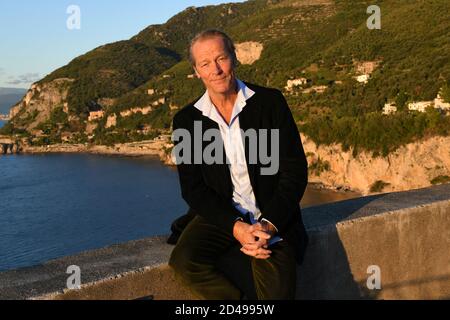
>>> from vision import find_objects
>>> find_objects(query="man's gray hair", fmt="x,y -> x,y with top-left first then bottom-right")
188,29 -> 238,68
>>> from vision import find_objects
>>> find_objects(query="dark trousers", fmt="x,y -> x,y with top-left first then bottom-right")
168,215 -> 297,300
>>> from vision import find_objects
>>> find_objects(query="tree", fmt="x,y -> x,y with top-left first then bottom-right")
395,92 -> 409,110
441,84 -> 450,103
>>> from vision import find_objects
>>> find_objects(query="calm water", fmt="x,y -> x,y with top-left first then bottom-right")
0,120 -> 4,128
0,153 -> 360,272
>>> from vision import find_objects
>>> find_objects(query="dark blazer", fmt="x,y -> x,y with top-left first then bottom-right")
171,81 -> 309,265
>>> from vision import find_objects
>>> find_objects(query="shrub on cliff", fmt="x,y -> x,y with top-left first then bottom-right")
370,180 -> 390,193
430,175 -> 450,185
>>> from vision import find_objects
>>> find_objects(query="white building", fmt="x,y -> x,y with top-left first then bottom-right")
88,110 -> 105,121
434,93 -> 450,112
302,85 -> 328,94
407,101 -> 433,113
355,74 -> 370,84
105,114 -> 117,128
120,106 -> 152,117
285,78 -> 308,91
383,103 -> 397,115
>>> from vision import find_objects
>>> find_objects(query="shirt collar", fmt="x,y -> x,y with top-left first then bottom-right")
194,78 -> 255,123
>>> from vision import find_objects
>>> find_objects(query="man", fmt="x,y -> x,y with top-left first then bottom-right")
168,29 -> 309,300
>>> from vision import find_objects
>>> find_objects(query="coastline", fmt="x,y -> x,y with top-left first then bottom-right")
17,141 -> 362,196
19,139 -> 174,165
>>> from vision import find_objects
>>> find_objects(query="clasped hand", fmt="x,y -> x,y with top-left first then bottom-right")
233,221 -> 274,259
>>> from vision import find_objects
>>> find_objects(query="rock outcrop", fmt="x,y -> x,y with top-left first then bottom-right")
302,133 -> 450,195
235,42 -> 263,65
9,78 -> 74,130
0,135 -> 21,155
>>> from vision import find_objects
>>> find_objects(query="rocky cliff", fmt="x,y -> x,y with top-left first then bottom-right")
9,78 -> 74,130
303,133 -> 450,195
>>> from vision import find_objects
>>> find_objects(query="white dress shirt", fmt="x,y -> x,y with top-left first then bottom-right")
194,78 -> 279,234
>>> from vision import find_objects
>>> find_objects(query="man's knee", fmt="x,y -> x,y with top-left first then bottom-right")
252,263 -> 297,299
169,244 -> 210,283
168,244 -> 190,274
251,244 -> 297,299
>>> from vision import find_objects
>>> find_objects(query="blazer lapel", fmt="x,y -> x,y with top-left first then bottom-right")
238,96 -> 259,194
200,115 -> 234,198
197,93 -> 260,199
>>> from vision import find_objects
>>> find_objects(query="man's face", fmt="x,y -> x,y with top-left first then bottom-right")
191,36 -> 236,95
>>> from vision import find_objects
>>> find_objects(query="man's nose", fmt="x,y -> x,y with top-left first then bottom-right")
212,61 -> 223,74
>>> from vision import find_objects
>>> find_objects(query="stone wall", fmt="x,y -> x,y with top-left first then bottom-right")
0,184 -> 449,300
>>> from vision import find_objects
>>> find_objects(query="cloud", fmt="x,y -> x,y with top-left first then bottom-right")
6,73 -> 41,85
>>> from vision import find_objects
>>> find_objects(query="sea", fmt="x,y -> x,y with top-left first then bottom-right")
0,152 -> 360,272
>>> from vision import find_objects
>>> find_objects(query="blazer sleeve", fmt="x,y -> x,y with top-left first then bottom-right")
259,90 -> 308,234
172,111 -> 243,236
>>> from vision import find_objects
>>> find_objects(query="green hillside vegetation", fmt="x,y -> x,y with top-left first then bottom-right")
131,1 -> 268,55
42,41 -> 181,116
2,0 -> 450,156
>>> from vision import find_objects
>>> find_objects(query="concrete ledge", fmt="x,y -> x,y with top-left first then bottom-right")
1,184 -> 449,300
298,183 -> 450,299
0,236 -> 194,300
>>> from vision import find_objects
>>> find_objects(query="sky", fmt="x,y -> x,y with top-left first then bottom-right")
0,0 -> 246,89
